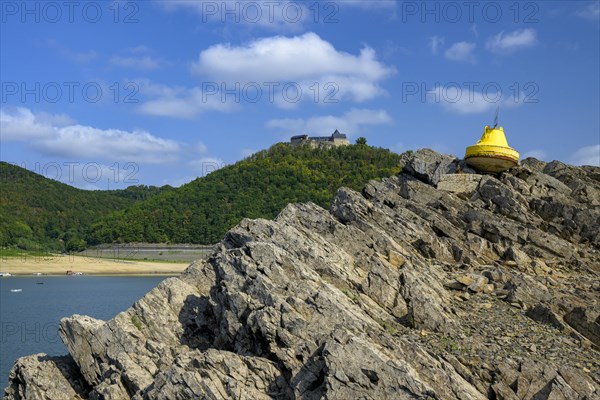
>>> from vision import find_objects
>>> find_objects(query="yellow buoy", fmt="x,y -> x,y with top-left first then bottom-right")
465,125 -> 519,173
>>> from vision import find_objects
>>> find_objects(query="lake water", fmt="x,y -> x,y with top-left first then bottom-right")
0,275 -> 170,394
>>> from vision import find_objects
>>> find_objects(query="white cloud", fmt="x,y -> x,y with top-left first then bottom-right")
192,32 -> 391,82
110,55 -> 161,70
574,2 -> 600,20
138,97 -> 199,119
1,107 -> 179,163
135,79 -> 186,98
266,108 -> 392,137
569,144 -> 600,166
429,36 -> 445,55
191,32 -> 395,104
426,86 -> 526,115
137,85 -> 236,119
34,112 -> 76,127
444,41 -> 476,63
486,29 -> 538,54
1,108 -> 73,140
522,149 -> 548,160
136,34 -> 393,117
194,141 -> 208,155
35,126 -> 180,163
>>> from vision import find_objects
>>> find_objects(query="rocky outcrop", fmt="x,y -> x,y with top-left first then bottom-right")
3,354 -> 89,399
4,150 -> 600,399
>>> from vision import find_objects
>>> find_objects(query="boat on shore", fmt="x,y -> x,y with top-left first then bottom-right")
0,272 -> 12,277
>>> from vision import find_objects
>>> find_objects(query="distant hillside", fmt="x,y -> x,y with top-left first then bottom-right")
0,162 -> 172,251
87,143 -> 403,245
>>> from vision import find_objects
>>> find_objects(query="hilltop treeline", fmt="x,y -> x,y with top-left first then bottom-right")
89,144 -> 403,244
1,144 -> 403,250
0,162 -> 171,251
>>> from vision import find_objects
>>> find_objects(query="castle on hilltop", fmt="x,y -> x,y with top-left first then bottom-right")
290,130 -> 350,147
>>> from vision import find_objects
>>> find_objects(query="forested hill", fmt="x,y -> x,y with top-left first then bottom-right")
0,161 -> 172,251
87,143 -> 403,245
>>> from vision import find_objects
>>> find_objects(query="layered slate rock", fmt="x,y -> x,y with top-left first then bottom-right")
4,150 -> 600,400
3,354 -> 89,399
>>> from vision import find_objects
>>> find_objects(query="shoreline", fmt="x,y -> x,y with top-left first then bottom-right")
0,254 -> 190,276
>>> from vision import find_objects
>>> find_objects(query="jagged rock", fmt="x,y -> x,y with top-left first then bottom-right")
467,275 -> 489,293
401,148 -> 459,185
5,152 -> 600,399
504,247 -> 532,267
387,250 -> 406,267
3,354 -> 89,399
58,277 -> 209,399
456,275 -> 476,286
525,304 -> 567,330
448,274 -> 491,294
437,174 -> 482,196
564,307 -> 600,348
482,267 -> 505,283
139,349 -> 290,399
521,157 -> 547,172
504,273 -> 551,307
491,360 -> 598,400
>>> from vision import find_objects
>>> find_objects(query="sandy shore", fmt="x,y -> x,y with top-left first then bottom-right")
0,254 -> 190,276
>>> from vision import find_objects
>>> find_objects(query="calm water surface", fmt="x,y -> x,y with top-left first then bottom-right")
0,275 -> 169,394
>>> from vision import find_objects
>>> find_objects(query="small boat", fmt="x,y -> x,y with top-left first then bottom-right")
0,272 -> 11,277
465,109 -> 519,173
10,289 -> 22,292
36,282 -> 44,285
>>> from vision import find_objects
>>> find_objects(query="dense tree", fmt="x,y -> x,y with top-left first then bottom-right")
88,143 -> 403,245
2,144 -> 405,249
0,162 -> 170,251
356,137 -> 367,145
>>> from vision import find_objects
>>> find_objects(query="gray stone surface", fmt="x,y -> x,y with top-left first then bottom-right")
4,153 -> 600,400
3,354 -> 89,400
437,173 -> 482,195
400,148 -> 459,185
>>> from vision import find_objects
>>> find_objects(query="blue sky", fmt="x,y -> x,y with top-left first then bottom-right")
1,0 -> 599,189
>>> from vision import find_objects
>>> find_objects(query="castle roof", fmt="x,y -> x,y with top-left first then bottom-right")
332,129 -> 347,139
290,130 -> 348,144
